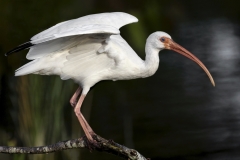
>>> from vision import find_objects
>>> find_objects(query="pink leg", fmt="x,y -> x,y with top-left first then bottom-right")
70,87 -> 82,107
74,94 -> 95,141
70,87 -> 95,141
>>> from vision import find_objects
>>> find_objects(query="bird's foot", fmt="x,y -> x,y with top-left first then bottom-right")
84,132 -> 101,150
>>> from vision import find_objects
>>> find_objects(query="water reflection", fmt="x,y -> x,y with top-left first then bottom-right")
167,19 -> 240,159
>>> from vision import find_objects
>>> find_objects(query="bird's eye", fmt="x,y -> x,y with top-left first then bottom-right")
160,37 -> 165,42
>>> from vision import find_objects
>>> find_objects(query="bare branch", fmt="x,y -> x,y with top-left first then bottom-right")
0,134 -> 147,160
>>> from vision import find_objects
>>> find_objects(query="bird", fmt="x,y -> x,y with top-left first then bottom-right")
5,12 -> 215,143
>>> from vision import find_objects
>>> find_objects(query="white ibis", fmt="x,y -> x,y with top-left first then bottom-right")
6,12 -> 215,143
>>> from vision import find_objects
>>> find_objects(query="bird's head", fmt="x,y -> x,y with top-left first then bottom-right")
148,31 -> 215,86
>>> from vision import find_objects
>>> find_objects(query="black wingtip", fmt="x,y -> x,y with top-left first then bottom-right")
5,42 -> 34,56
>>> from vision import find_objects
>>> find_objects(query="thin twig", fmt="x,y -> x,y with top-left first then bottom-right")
0,134 -> 147,160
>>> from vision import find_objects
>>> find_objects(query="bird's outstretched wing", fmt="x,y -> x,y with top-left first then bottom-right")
5,12 -> 138,56
14,34 -> 138,84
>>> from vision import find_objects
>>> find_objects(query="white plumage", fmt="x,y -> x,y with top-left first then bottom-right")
7,12 -> 214,142
15,12 -> 148,95
30,12 -> 137,44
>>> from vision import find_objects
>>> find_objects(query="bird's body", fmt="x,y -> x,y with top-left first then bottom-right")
13,12 -> 161,95
16,34 -> 157,94
6,12 -> 215,143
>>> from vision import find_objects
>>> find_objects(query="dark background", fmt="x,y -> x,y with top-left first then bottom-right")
1,0 -> 240,160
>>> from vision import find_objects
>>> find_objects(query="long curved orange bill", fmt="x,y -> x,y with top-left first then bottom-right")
164,38 -> 215,86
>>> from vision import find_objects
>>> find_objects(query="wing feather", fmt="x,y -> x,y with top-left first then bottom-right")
31,12 -> 138,44
26,35 -> 84,60
6,12 -> 138,58
61,39 -> 114,81
16,35 -> 114,80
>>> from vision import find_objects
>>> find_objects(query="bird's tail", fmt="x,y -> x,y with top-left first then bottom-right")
15,59 -> 41,76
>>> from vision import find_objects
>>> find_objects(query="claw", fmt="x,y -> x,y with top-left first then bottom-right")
83,133 -> 100,150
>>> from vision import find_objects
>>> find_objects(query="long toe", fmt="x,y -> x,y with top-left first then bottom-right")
84,136 -> 100,150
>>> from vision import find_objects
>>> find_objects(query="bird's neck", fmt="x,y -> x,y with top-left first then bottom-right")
143,44 -> 160,77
